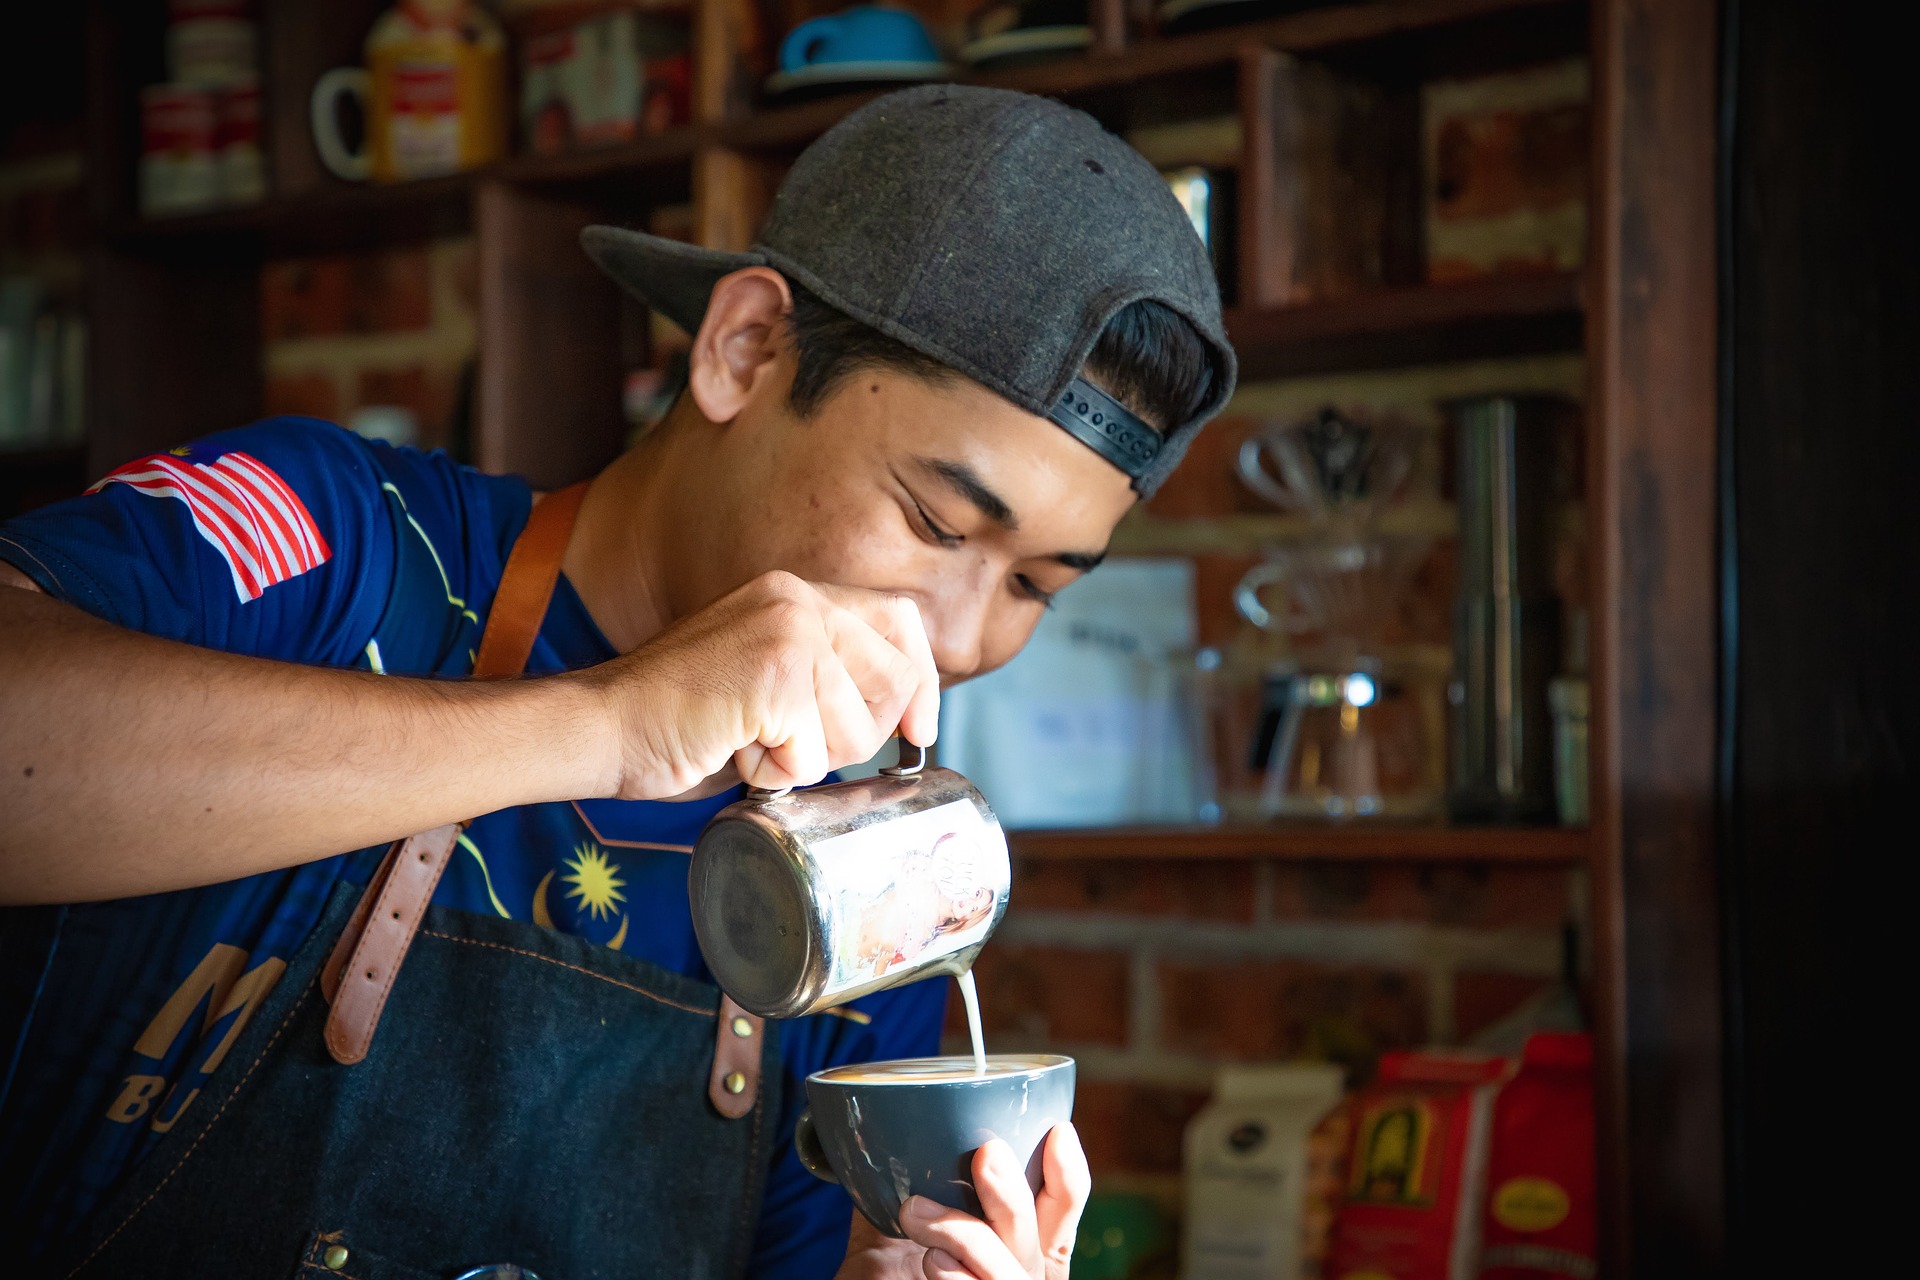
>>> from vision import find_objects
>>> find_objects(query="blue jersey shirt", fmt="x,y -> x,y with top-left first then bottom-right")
0,417 -> 946,1275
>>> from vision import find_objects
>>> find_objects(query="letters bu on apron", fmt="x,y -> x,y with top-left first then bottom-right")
49,486 -> 778,1280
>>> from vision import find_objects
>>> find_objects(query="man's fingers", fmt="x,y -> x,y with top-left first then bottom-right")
921,1247 -> 970,1280
817,604 -> 919,746
740,694 -> 828,790
814,584 -> 940,746
1034,1124 -> 1092,1275
970,1139 -> 1041,1268
897,1196 -> 1025,1280
812,642 -> 894,768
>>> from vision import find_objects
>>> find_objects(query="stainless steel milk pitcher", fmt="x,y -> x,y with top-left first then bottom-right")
689,747 -> 1011,1019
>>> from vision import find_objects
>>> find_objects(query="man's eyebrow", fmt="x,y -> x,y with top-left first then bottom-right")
918,457 -> 1018,530
915,456 -> 1108,572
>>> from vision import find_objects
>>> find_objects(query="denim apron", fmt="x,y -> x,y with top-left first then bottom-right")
44,485 -> 780,1280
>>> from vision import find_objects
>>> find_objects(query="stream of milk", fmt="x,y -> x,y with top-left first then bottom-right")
956,969 -> 986,1075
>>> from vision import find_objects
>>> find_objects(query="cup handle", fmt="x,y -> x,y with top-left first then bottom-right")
794,1110 -> 839,1185
779,15 -> 842,71
310,67 -> 372,182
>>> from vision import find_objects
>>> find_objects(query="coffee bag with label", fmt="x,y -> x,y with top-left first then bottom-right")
1183,1062 -> 1345,1280
1478,1033 -> 1596,1280
1328,1050 -> 1507,1280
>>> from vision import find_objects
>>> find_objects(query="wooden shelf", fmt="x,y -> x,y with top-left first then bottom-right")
500,131 -> 700,188
104,169 -> 477,257
96,0 -> 1579,250
989,0 -> 1575,97
1227,271 -> 1584,376
1113,502 -> 1458,553
705,0 -> 1578,154
1009,823 -> 1589,862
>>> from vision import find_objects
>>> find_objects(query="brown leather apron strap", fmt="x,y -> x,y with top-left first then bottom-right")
320,823 -> 462,1065
323,483 -> 588,1066
473,481 -> 591,680
708,997 -> 766,1119
317,481 -> 767,1116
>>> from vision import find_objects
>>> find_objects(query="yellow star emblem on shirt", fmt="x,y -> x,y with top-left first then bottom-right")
562,843 -> 626,922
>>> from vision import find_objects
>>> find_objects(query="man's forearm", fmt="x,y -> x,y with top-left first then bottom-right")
0,585 -> 614,904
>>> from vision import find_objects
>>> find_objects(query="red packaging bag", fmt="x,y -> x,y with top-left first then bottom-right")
1329,1051 -> 1508,1280
1478,1033 -> 1597,1279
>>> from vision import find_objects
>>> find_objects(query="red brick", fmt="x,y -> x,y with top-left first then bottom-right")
1395,536 -> 1458,645
1143,412 -> 1272,519
262,257 -> 350,341
1011,858 -> 1256,922
1453,972 -> 1557,1042
1073,1080 -> 1209,1176
263,371 -> 338,421
958,945 -> 1129,1047
262,246 -> 432,341
353,362 -> 462,444
1159,958 -> 1425,1081
348,248 -> 431,332
1268,865 -> 1571,928
1192,552 -> 1264,650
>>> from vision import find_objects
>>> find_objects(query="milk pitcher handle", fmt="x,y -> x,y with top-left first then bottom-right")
748,737 -> 925,800
881,741 -> 928,777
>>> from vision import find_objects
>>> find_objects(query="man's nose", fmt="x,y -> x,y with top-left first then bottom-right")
918,566 -> 992,684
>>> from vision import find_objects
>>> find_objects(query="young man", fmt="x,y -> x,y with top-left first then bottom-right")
0,86 -> 1235,1278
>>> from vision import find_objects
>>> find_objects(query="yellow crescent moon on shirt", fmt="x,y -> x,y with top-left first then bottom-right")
532,870 -> 555,928
530,869 -> 629,950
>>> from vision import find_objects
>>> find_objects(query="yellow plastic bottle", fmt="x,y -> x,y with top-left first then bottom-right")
365,0 -> 506,182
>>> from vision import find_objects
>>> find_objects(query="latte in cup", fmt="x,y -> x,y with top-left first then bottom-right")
797,1054 -> 1075,1237
816,1055 -> 1061,1085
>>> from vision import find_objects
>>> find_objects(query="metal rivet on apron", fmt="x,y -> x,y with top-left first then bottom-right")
723,1071 -> 747,1095
323,1244 -> 350,1269
730,1016 -> 753,1038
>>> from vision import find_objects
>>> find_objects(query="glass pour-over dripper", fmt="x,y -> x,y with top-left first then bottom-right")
1230,408 -> 1440,821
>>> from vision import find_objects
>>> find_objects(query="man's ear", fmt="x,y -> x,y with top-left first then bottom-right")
688,267 -> 793,425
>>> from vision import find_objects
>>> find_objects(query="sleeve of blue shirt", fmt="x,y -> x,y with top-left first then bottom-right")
752,978 -> 951,1279
0,417 -> 395,667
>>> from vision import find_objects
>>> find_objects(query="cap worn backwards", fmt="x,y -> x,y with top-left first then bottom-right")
579,84 -> 1239,496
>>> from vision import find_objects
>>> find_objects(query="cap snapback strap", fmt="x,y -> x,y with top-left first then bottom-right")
1048,376 -> 1161,479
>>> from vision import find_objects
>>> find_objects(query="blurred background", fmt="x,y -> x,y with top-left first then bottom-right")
1,1 -> 1907,1275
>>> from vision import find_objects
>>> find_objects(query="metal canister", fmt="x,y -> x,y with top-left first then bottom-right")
689,749 -> 1010,1019
1444,394 -> 1569,823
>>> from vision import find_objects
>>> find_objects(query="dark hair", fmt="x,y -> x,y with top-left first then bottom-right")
784,282 -> 1219,432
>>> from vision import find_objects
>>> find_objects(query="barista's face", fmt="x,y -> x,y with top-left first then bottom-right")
678,269 -> 1138,684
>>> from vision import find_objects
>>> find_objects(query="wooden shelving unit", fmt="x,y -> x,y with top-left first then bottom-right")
83,0 -> 1593,473
74,0 -> 1601,853
75,0 -> 1722,1258
1229,270 -> 1584,377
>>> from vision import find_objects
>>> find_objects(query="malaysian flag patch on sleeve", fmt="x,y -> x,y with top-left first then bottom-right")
91,448 -> 333,601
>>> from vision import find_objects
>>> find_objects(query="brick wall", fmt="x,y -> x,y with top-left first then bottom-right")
261,237 -> 478,454
951,856 -> 1583,1199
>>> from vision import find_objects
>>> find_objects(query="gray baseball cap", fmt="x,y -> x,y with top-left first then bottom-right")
580,84 -> 1237,497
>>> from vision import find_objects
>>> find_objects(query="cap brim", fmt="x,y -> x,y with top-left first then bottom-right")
579,225 -> 766,336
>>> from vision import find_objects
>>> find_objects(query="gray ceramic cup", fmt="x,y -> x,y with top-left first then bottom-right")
794,1054 -> 1076,1237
